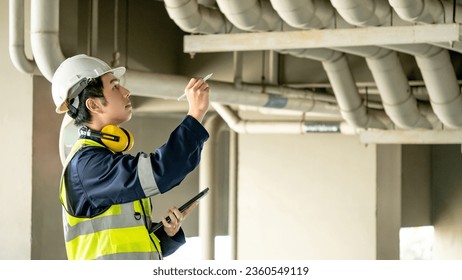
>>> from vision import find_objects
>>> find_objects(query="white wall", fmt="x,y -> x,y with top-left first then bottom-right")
237,133 -> 379,259
0,0 -> 33,259
31,76 -> 67,259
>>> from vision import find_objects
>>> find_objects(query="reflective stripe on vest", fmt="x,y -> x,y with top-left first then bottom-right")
60,139 -> 162,260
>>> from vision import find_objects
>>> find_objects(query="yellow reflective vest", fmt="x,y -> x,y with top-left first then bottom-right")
59,139 -> 162,260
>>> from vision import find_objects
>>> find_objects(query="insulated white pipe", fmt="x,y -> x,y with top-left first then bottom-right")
164,0 -> 239,33
216,0 -> 284,31
228,129 -> 238,260
30,0 -> 66,82
364,0 -> 462,128
388,0 -> 445,23
9,0 -> 37,74
410,48 -> 462,128
271,0 -> 431,129
269,0 -> 335,29
332,47 -> 431,129
364,51 -> 431,129
389,0 -> 462,53
212,102 -> 355,134
388,0 -> 462,128
27,0 -> 338,117
199,114 -> 225,260
215,0 -> 385,129
330,0 -> 391,26
123,70 -> 341,116
329,0 -> 461,128
212,103 -> 305,134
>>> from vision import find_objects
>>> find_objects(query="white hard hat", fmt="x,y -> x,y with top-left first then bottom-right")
51,54 -> 126,114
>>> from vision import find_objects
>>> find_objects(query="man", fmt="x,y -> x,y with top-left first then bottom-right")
51,54 -> 210,260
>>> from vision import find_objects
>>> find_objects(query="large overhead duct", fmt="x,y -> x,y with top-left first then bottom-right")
164,0 -> 239,33
164,0 -> 386,130
20,0 -> 342,164
331,0 -> 462,129
271,0 -> 432,129
23,0 -> 341,119
389,0 -> 446,23
10,0 -> 462,136
388,0 -> 462,129
214,0 -> 386,129
330,0 -> 391,26
388,0 -> 462,53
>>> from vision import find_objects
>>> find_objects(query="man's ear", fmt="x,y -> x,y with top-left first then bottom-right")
86,98 -> 102,113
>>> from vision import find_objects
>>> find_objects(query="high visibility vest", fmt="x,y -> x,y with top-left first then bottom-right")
59,139 -> 162,260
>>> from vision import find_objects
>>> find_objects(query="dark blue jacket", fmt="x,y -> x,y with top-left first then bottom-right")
63,115 -> 209,257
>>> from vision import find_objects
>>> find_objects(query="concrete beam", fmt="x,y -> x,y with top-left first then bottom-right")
184,23 -> 461,53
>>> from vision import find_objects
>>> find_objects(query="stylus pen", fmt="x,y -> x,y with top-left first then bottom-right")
177,73 -> 213,101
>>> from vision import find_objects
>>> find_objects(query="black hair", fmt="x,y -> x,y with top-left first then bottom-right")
67,77 -> 106,126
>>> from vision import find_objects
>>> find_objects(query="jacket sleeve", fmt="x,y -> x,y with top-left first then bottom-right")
150,115 -> 209,193
153,224 -> 186,258
68,115 -> 209,217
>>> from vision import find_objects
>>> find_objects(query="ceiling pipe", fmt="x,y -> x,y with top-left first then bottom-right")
214,0 -> 386,130
331,47 -> 433,129
388,0 -> 462,53
124,70 -> 341,117
361,49 -> 432,129
30,0 -> 66,82
268,0 -> 335,29
212,102 -> 355,134
270,0 -> 431,129
9,0 -> 38,75
332,0 -> 462,129
330,0 -> 391,26
388,0 -> 445,23
388,0 -> 462,128
164,0 -> 240,33
26,0 -> 339,117
198,114 -> 225,260
228,128 -> 238,260
215,0 -> 285,31
165,0 -> 384,129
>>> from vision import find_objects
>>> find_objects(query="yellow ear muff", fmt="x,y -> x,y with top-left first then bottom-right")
100,125 -> 134,153
120,127 -> 135,152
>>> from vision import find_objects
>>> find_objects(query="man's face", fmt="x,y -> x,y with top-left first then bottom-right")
99,73 -> 132,125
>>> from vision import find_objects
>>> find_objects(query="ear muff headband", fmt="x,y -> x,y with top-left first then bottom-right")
80,125 -> 134,153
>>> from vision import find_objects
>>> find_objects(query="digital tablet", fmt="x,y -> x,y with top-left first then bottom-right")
149,187 -> 209,233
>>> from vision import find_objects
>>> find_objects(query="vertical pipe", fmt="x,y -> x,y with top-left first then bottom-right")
267,50 -> 279,85
9,0 -> 37,74
233,51 -> 244,88
90,0 -> 99,56
199,114 -> 224,259
30,0 -> 66,81
228,129 -> 238,260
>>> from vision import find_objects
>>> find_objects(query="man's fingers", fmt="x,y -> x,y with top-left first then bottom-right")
182,201 -> 199,218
